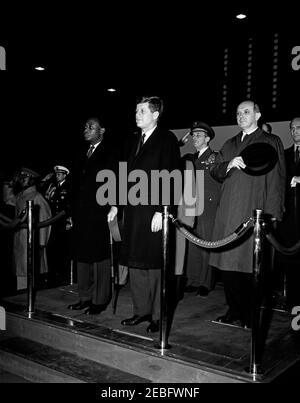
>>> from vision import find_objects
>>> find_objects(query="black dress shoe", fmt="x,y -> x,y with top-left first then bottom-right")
85,304 -> 106,315
146,320 -> 159,333
184,285 -> 198,293
68,300 -> 92,310
121,314 -> 152,326
216,312 -> 243,327
196,286 -> 209,297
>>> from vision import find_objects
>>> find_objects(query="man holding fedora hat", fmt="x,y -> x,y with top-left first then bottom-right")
209,100 -> 286,329
183,121 -> 221,297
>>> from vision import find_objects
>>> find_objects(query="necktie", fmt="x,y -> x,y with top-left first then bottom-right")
295,146 -> 300,164
135,133 -> 145,156
87,145 -> 95,158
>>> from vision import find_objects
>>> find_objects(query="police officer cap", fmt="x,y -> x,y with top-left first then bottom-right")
20,167 -> 40,178
54,165 -> 70,175
190,121 -> 215,141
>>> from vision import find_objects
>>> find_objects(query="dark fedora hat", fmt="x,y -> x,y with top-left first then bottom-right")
240,142 -> 278,176
190,121 -> 215,141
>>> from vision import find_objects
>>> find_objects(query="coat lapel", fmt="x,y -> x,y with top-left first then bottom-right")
127,131 -> 142,169
87,142 -> 102,161
197,148 -> 212,162
138,127 -> 159,157
286,145 -> 300,176
130,127 -> 159,167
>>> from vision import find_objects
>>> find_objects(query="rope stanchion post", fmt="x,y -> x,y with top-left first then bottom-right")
27,200 -> 35,316
109,232 -> 116,314
283,273 -> 287,299
246,209 -> 265,379
155,206 -> 171,352
70,260 -> 74,285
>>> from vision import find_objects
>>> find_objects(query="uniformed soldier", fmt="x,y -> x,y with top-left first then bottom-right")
45,166 -> 70,212
183,121 -> 221,297
46,165 -> 72,286
13,167 -> 52,290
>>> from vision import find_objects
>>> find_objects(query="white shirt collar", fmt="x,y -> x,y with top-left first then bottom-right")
87,140 -> 102,157
197,146 -> 209,158
142,126 -> 157,144
91,140 -> 102,150
241,127 -> 258,141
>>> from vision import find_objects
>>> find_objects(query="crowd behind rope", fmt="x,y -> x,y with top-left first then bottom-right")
0,98 -> 299,335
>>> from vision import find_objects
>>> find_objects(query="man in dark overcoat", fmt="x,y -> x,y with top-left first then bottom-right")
276,117 -> 300,309
68,118 -> 116,315
184,121 -> 221,297
209,100 -> 286,328
108,96 -> 181,333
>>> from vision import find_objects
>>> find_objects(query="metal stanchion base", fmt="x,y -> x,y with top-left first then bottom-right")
245,364 -> 265,381
154,343 -> 171,354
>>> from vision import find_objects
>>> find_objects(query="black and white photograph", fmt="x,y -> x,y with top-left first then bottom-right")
0,2 -> 300,390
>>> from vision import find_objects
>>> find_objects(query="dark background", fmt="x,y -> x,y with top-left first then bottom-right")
0,3 -> 299,179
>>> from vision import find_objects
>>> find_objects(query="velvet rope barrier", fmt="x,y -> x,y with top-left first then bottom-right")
169,214 -> 254,249
19,210 -> 66,229
265,231 -> 300,256
0,210 -> 66,230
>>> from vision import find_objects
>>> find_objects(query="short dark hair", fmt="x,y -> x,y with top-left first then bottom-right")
136,96 -> 164,116
264,123 -> 272,133
86,117 -> 101,127
290,117 -> 300,129
258,119 -> 272,133
253,103 -> 260,113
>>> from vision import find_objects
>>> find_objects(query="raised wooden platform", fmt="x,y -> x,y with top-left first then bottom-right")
1,283 -> 300,383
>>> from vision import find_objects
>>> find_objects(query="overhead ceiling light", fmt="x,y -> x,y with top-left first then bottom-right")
107,88 -> 116,92
35,66 -> 45,70
236,14 -> 247,19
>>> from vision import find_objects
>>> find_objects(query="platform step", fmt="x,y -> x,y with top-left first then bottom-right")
0,335 -> 151,383
0,367 -> 31,383
3,305 -> 248,383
